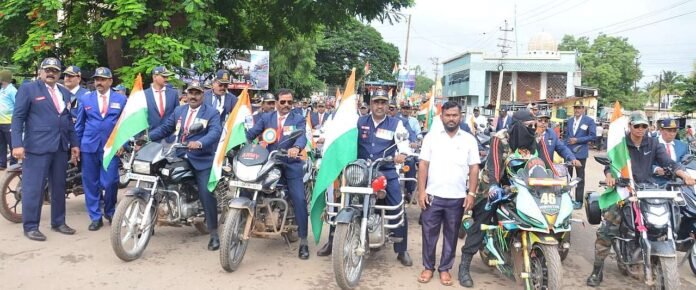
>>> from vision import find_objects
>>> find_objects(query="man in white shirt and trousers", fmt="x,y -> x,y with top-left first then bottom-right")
417,101 -> 480,286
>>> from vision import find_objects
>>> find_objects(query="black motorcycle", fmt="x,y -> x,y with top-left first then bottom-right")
0,160 -> 83,223
586,155 -> 683,289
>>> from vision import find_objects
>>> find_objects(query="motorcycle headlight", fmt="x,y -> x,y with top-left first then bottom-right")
344,164 -> 368,187
645,207 -> 670,227
133,160 -> 151,174
263,168 -> 282,188
233,161 -> 262,182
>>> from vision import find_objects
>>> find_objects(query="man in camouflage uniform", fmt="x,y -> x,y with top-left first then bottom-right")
586,111 -> 695,287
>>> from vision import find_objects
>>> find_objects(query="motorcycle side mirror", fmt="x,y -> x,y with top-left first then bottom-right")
188,123 -> 205,135
417,135 -> 423,141
594,154 -> 610,166
396,132 -> 408,142
278,130 -> 305,146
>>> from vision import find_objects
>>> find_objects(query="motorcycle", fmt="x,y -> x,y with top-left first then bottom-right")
110,123 -> 213,262
219,130 -> 304,272
325,143 -> 409,290
118,140 -> 134,189
586,155 -> 683,289
668,154 -> 696,276
478,157 -> 581,290
0,160 -> 83,223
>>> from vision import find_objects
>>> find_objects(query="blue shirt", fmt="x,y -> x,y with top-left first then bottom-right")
0,84 -> 17,124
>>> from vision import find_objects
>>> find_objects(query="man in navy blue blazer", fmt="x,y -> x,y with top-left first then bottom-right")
252,92 -> 276,124
564,101 -> 596,207
75,67 -> 128,231
204,69 -> 237,123
61,65 -> 90,123
536,112 -> 581,169
143,66 -> 179,143
309,102 -> 330,129
11,57 -> 80,241
653,118 -> 690,185
149,81 -> 222,250
246,89 -> 310,260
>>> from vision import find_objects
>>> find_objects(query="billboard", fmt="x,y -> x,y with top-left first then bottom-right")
222,50 -> 270,90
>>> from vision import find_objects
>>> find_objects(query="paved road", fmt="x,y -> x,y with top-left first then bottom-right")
1,151 -> 695,289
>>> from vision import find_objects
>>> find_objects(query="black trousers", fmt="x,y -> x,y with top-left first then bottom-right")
460,198 -> 497,256
0,124 -> 16,167
569,158 -> 587,203
421,195 -> 465,272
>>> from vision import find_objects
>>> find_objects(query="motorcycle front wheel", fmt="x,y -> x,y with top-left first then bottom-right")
651,256 -> 680,290
110,196 -> 156,262
690,247 -> 696,276
220,208 -> 250,272
529,244 -> 562,290
332,221 -> 364,290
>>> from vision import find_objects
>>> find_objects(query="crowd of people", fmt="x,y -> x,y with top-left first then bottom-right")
3,56 -> 696,288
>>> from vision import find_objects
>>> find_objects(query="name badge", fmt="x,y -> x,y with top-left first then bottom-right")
375,128 -> 394,140
174,119 -> 182,136
580,124 -> 588,130
85,106 -> 92,110
194,118 -> 208,128
110,102 -> 121,110
283,125 -> 294,136
35,96 -> 46,101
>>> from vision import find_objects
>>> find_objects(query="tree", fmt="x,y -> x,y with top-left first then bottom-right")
673,75 -> 696,115
269,35 -> 325,99
315,19 -> 401,86
0,0 -> 413,87
412,65 -> 433,93
560,34 -> 642,109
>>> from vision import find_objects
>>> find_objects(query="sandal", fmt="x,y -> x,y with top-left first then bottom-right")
440,271 -> 453,286
418,269 -> 434,283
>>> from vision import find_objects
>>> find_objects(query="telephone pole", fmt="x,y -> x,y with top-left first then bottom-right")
404,14 -> 412,66
658,71 -> 663,112
430,57 -> 440,98
494,20 -> 514,118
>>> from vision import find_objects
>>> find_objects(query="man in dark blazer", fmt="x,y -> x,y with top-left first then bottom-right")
204,69 -> 237,123
61,65 -> 90,123
252,93 -> 276,124
143,66 -> 179,143
309,102 -> 330,129
653,118 -> 690,185
11,57 -> 80,241
74,67 -> 128,231
564,101 -> 596,208
246,88 -> 309,260
149,81 -> 222,250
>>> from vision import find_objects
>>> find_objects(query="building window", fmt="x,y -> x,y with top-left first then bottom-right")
546,73 -> 567,99
448,70 -> 470,85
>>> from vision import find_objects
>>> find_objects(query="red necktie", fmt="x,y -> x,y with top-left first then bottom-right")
182,109 -> 197,142
100,95 -> 107,116
277,115 -> 286,142
319,114 -> 323,126
158,90 -> 165,118
47,86 -> 62,113
666,143 -> 672,160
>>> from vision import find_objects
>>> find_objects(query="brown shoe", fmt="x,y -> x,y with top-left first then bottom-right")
418,269 -> 434,283
440,271 -> 453,286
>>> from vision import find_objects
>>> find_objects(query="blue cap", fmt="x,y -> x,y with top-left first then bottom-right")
92,67 -> 113,79
660,118 -> 678,129
214,69 -> 231,84
40,57 -> 61,70
186,80 -> 204,93
152,66 -> 173,76
63,65 -> 81,76
113,84 -> 126,91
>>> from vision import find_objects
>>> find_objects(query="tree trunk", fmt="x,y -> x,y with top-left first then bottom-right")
105,37 -> 123,82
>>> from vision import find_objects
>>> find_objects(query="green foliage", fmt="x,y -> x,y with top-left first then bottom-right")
560,34 -> 642,109
315,19 -> 401,86
270,35 -> 325,99
673,76 -> 696,115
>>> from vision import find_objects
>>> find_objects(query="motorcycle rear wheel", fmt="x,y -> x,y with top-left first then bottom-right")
0,171 -> 23,223
651,256 -> 680,290
219,208 -> 250,272
332,222 -> 364,290
110,196 -> 156,262
529,244 -> 562,290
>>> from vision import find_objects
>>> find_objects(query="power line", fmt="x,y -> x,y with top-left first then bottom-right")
606,9 -> 696,34
518,0 -> 590,27
577,0 -> 694,36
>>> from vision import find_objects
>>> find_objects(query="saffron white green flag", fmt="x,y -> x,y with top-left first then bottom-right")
599,101 -> 633,209
207,88 -> 252,191
103,74 -> 148,170
310,68 -> 359,242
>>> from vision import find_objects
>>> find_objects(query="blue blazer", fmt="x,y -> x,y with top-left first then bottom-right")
203,90 -> 238,123
538,128 -> 576,162
149,104 -> 222,171
68,86 -> 90,122
246,111 -> 307,178
75,91 -> 128,153
459,121 -> 472,134
564,115 -> 596,159
310,112 -> 330,129
143,86 -> 179,132
653,139 -> 689,184
11,80 -> 78,154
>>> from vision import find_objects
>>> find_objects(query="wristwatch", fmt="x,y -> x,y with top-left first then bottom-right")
467,192 -> 476,197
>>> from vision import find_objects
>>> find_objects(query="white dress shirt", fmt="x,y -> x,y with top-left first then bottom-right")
658,136 -> 676,161
212,93 -> 225,113
572,116 -> 582,136
420,128 -> 480,199
153,85 -> 167,113
45,84 -> 65,112
97,90 -> 111,117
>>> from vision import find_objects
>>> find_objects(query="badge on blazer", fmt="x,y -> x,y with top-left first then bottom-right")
110,103 -> 121,109
175,119 -> 182,136
262,128 -> 277,144
35,96 -> 46,101
194,118 -> 208,128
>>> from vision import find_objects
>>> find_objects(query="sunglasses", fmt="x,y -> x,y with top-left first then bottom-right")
64,74 -> 80,78
632,124 -> 648,129
279,100 -> 293,105
264,101 -> 276,105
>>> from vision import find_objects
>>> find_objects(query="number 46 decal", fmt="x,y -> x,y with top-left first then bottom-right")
540,193 -> 557,205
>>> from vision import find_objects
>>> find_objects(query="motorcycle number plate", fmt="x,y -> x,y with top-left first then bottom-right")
229,180 -> 262,190
127,173 -> 158,183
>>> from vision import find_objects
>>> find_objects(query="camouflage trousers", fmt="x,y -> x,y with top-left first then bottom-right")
593,203 -> 623,265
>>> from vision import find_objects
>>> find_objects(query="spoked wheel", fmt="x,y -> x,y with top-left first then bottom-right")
118,153 -> 130,189
110,196 -> 156,262
332,221 -> 364,289
529,244 -> 562,290
0,171 -> 23,223
559,232 -> 570,262
305,181 -> 314,211
651,256 -> 680,290
690,246 -> 696,276
219,208 -> 250,272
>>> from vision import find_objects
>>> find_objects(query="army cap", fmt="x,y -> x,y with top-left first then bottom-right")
660,118 -> 678,129
629,111 -> 649,126
372,89 -> 389,101
536,111 -> 551,119
40,57 -> 61,70
152,66 -> 174,76
63,65 -> 81,76
214,69 -> 231,84
186,80 -> 204,93
261,93 -> 276,102
92,67 -> 113,79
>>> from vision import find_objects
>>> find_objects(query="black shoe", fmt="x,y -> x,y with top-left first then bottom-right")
316,241 -> 332,256
52,224 -> 76,235
458,254 -> 474,288
24,230 -> 47,241
208,236 -> 220,251
105,216 -> 112,225
88,219 -> 103,231
586,263 -> 604,287
397,252 -> 413,266
299,245 -> 310,260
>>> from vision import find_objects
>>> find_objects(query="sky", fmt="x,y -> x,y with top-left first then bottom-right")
370,0 -> 696,85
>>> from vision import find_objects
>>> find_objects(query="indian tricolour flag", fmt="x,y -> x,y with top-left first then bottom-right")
310,68 -> 359,242
103,74 -> 148,170
424,89 -> 437,131
207,88 -> 252,191
599,101 -> 633,209
304,112 -> 315,158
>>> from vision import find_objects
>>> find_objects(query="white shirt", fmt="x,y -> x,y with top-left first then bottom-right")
596,126 -> 603,137
474,115 -> 487,131
572,116 -> 582,136
182,107 -> 200,135
96,90 -> 111,117
212,93 -> 225,113
45,84 -> 65,112
658,136 -> 676,161
152,85 -> 167,113
420,128 -> 480,199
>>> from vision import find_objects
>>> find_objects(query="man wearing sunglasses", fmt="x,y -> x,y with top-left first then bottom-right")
204,69 -> 238,124
535,112 -> 581,169
61,66 -> 89,123
565,101 -> 596,208
253,93 -> 276,124
586,111 -> 695,287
